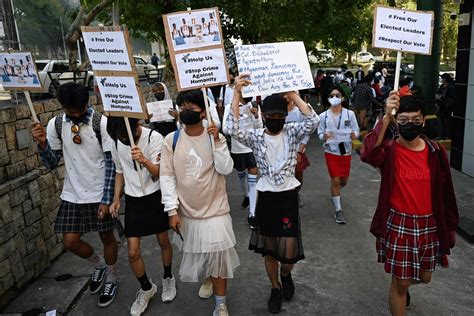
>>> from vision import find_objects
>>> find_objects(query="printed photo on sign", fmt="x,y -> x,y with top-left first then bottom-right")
175,48 -> 228,90
82,30 -> 132,71
96,76 -> 143,114
0,52 -> 41,89
235,42 -> 314,98
373,6 -> 434,55
166,8 -> 222,52
146,100 -> 175,122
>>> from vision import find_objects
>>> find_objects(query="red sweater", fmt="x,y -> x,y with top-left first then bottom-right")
360,120 -> 459,256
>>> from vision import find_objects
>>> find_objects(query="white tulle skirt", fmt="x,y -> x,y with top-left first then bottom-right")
173,213 -> 240,282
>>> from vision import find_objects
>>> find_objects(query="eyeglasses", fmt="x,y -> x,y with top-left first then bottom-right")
329,93 -> 342,98
71,124 -> 82,144
396,117 -> 424,126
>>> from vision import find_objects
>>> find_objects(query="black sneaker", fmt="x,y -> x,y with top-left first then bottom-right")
98,282 -> 117,307
406,290 -> 410,308
247,216 -> 257,230
268,286 -> 282,314
89,267 -> 107,294
241,196 -> 250,210
280,272 -> 295,300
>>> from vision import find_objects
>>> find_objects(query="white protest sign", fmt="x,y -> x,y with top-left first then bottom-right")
146,99 -> 175,122
326,129 -> 353,143
235,42 -> 314,98
174,48 -> 228,90
373,6 -> 434,55
96,76 -> 142,114
0,52 -> 42,90
82,30 -> 132,71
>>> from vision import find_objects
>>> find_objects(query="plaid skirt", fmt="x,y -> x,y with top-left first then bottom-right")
54,200 -> 115,234
377,209 -> 448,281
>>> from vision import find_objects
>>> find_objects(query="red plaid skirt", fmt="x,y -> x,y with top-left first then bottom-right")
376,209 -> 448,281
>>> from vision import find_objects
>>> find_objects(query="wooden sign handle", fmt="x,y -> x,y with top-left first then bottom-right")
124,117 -> 147,195
24,91 -> 39,123
392,51 -> 402,115
201,88 -> 216,151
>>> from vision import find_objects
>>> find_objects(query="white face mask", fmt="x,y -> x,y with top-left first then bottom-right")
328,96 -> 342,107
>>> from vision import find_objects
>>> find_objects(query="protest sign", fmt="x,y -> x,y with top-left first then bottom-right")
373,6 -> 434,55
164,7 -> 222,52
235,42 -> 314,98
146,99 -> 175,122
0,52 -> 42,90
326,129 -> 353,144
163,7 -> 229,91
82,30 -> 132,71
82,26 -> 147,119
174,48 -> 228,90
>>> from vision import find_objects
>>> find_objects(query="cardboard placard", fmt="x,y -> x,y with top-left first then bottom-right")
372,6 -> 434,55
163,7 -> 229,91
81,26 -> 147,119
0,52 -> 42,91
235,42 -> 315,98
146,99 -> 175,122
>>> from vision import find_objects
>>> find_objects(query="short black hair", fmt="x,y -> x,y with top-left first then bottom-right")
176,89 -> 205,110
400,76 -> 413,87
57,82 -> 89,111
397,95 -> 426,117
106,116 -> 139,142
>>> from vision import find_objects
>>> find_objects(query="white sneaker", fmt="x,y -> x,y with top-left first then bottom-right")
213,303 -> 229,316
161,276 -> 177,303
130,281 -> 157,316
198,277 -> 213,299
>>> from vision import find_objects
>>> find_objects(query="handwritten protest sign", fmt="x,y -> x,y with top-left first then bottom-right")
235,42 -> 314,98
82,26 -> 147,119
146,100 -> 175,122
163,7 -> 229,91
0,52 -> 42,90
373,6 -> 434,55
326,129 -> 353,144
174,48 -> 228,90
82,31 -> 132,71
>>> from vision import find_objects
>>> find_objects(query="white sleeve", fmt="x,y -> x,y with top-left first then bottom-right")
46,118 -> 62,150
149,131 -> 164,163
317,112 -> 326,140
221,104 -> 231,135
100,116 -> 113,152
350,110 -> 360,138
111,143 -> 122,174
207,88 -> 215,103
209,99 -> 221,129
160,175 -> 178,215
213,133 -> 233,175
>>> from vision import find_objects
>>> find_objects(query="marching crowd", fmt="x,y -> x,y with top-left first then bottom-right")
30,67 -> 458,316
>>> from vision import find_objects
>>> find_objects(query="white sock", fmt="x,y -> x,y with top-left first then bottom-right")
248,174 -> 257,217
105,264 -> 117,283
237,170 -> 249,197
332,196 -> 342,212
87,252 -> 106,269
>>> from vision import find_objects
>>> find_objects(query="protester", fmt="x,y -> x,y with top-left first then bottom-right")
313,69 -> 324,106
160,89 -> 239,316
352,75 -> 374,131
149,82 -> 178,137
360,92 -> 459,316
222,92 -> 263,228
355,65 -> 365,84
106,117 -> 176,315
151,53 -> 159,68
228,74 -> 319,314
436,73 -> 455,140
320,71 -> 335,109
285,92 -> 313,208
318,86 -> 359,224
31,82 -> 118,307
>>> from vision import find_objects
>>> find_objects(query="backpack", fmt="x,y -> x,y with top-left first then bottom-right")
171,128 -> 213,152
55,111 -> 103,148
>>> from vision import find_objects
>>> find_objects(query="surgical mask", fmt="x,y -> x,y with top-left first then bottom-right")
265,118 -> 285,133
179,109 -> 202,125
328,96 -> 342,107
398,122 -> 422,141
154,92 -> 165,101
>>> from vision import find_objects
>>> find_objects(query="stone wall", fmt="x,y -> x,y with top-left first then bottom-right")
0,95 -> 101,307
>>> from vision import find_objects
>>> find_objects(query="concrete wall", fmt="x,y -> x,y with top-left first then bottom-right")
452,1 -> 474,176
0,95 -> 101,307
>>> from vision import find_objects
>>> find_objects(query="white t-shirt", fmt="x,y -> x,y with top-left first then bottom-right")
256,133 -> 300,192
111,127 -> 163,197
46,111 -> 113,204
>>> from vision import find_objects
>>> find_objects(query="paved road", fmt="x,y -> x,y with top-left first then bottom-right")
69,139 -> 474,316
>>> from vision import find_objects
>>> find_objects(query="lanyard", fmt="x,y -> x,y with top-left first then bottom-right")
325,109 -> 344,130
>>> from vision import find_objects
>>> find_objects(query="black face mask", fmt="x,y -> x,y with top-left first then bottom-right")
398,122 -> 423,141
265,118 -> 285,133
179,109 -> 202,125
154,92 -> 165,101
